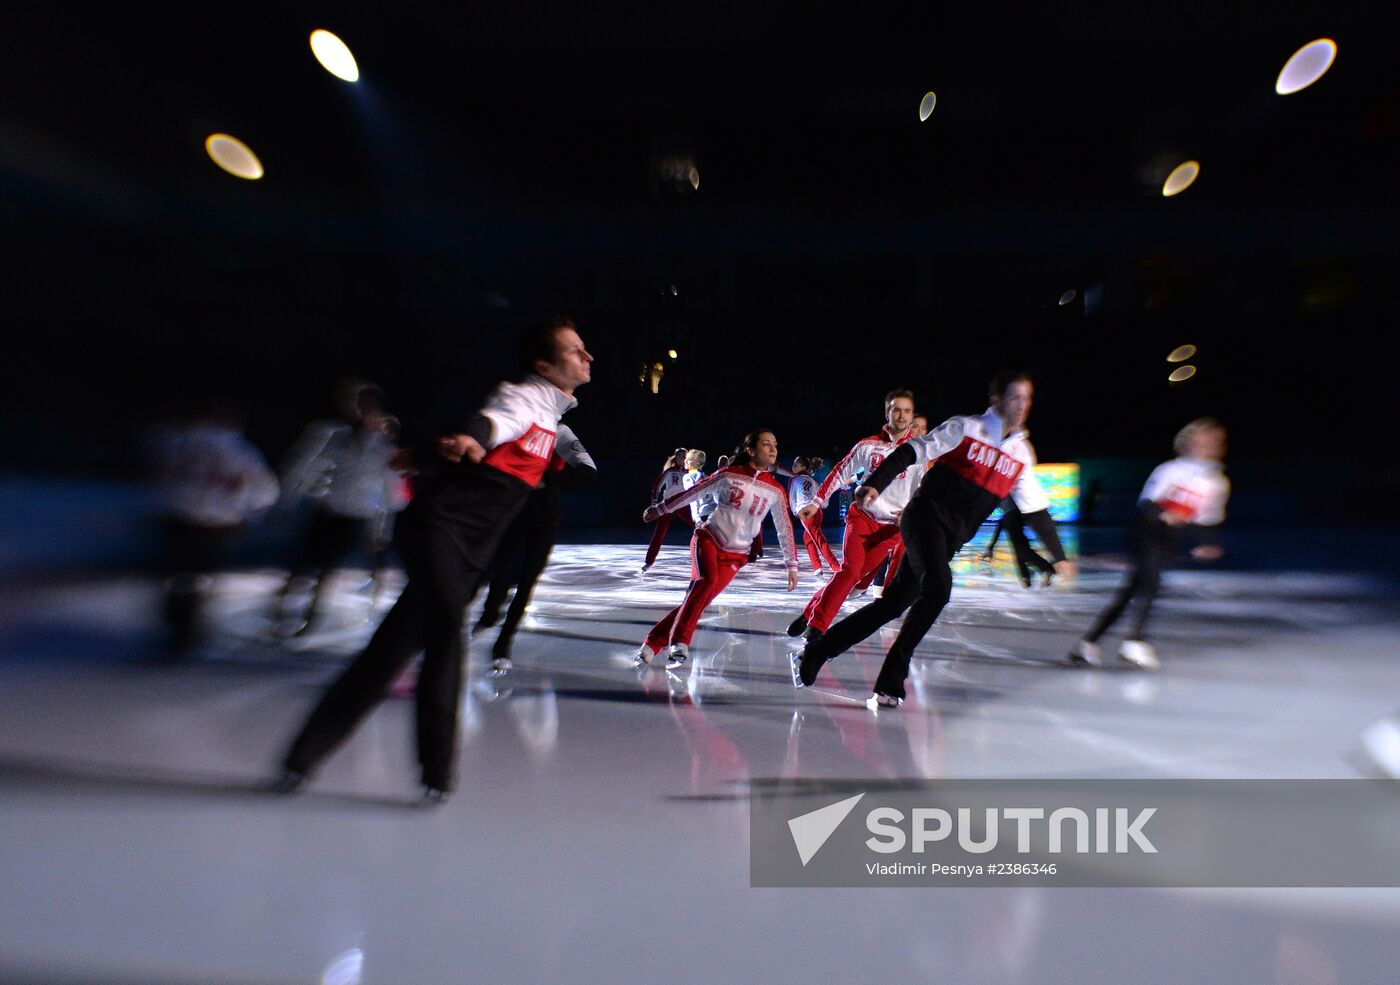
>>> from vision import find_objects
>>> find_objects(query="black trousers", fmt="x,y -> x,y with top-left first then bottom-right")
479,484 -> 562,659
806,497 -> 958,699
1001,504 -> 1055,583
1085,518 -> 1175,643
282,466 -> 529,789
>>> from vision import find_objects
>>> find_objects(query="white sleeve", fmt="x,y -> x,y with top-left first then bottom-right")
907,417 -> 966,470
478,382 -> 537,450
278,421 -> 338,499
1138,462 -> 1175,505
767,485 -> 800,571
1009,440 -> 1049,514
1197,475 -> 1230,526
555,424 -> 596,470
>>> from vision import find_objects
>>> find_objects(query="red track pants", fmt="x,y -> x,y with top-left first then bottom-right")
644,531 -> 749,653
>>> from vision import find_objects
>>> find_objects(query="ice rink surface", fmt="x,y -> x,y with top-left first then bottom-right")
3,541 -> 1399,985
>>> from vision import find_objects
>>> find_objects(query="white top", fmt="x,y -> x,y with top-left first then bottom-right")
683,468 -> 717,523
1140,457 -> 1229,525
280,422 -> 407,520
816,426 -> 919,524
658,465 -> 799,570
157,424 -> 279,528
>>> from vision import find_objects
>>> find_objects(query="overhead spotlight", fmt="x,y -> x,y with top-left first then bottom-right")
688,166 -> 700,190
919,92 -> 937,122
1058,289 -> 1077,306
1276,39 -> 1337,95
1162,160 -> 1200,197
1167,344 -> 1196,362
668,349 -> 678,360
204,133 -> 263,180
310,29 -> 359,82
1168,365 -> 1197,382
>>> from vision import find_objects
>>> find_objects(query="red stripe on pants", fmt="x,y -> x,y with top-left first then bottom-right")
801,509 -> 902,631
800,508 -> 839,572
644,531 -> 749,652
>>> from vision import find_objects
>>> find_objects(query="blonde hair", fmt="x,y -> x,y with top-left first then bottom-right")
687,449 -> 706,467
1173,417 -> 1225,456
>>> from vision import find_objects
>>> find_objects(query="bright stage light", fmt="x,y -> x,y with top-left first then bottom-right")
668,350 -> 678,359
204,133 -> 263,180
311,29 -> 359,82
919,92 -> 937,122
1276,39 -> 1336,95
1167,344 -> 1197,362
1168,365 -> 1197,382
1058,289 -> 1077,306
688,167 -> 700,190
1162,160 -> 1199,197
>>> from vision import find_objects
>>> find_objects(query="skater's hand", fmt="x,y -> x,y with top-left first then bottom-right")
1190,545 -> 1223,561
1162,511 -> 1189,527
438,434 -> 485,464
1053,559 -> 1078,581
642,506 -> 661,523
786,568 -> 799,591
855,485 -> 879,508
797,504 -> 818,520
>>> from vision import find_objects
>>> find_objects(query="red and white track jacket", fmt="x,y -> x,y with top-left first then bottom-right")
815,426 -> 917,524
651,466 -> 687,506
1140,457 -> 1229,525
788,473 -> 820,515
478,375 -> 578,487
658,464 -> 799,570
865,408 -> 1049,545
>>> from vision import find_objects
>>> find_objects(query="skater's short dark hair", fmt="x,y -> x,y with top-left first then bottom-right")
884,388 -> 914,411
793,456 -> 811,473
521,314 -> 577,375
731,429 -> 773,468
988,371 -> 1033,400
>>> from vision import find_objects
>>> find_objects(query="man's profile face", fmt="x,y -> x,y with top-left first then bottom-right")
538,328 -> 593,392
992,380 -> 1033,432
886,397 -> 915,435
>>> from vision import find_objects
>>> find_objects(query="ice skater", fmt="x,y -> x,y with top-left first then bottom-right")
789,457 -> 838,574
276,316 -> 593,802
641,448 -> 691,572
1068,418 -> 1229,670
793,372 -> 1076,707
636,429 -> 799,670
473,424 -> 597,673
787,389 -> 920,644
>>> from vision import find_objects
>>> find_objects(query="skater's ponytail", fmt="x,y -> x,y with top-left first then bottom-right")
730,428 -> 772,469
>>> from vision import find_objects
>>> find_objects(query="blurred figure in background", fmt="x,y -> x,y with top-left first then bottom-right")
641,447 -> 691,572
1068,418 -> 1230,671
474,424 -> 597,673
275,379 -> 409,635
152,401 -> 278,654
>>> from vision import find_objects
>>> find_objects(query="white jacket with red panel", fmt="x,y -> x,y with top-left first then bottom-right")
815,426 -> 918,524
656,464 -> 799,570
864,407 -> 1050,545
476,375 -> 578,487
1140,457 -> 1229,525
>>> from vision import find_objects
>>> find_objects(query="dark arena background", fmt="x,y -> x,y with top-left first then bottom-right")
3,4 -> 1399,984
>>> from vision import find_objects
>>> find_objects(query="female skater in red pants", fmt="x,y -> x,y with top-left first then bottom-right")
636,429 -> 799,669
